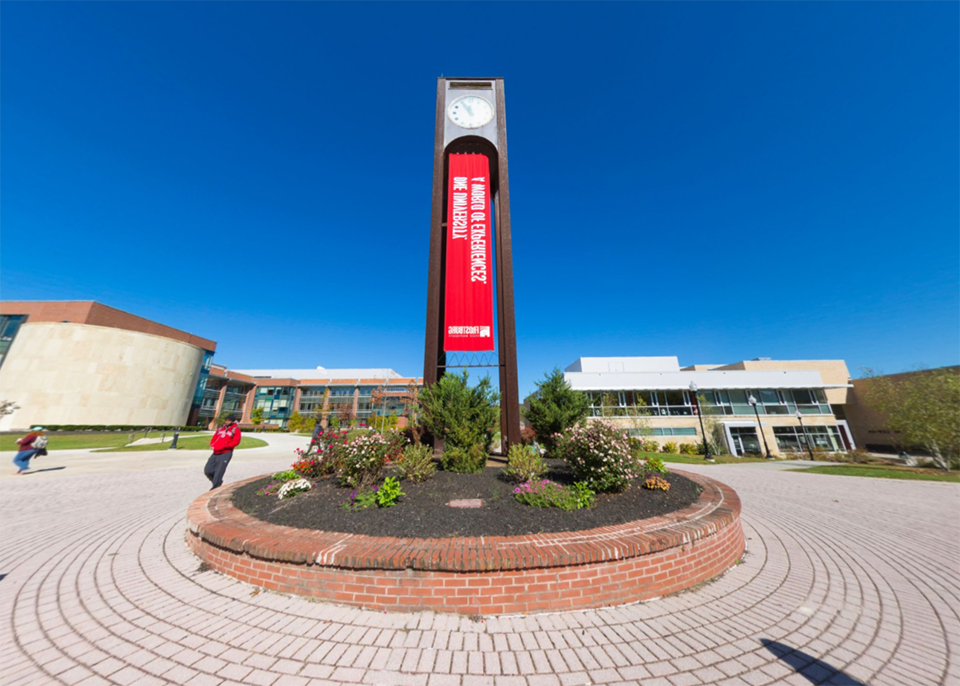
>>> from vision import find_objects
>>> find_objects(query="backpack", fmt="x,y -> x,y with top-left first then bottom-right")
33,435 -> 48,449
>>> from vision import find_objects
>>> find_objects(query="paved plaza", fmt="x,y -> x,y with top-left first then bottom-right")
1,437 -> 957,686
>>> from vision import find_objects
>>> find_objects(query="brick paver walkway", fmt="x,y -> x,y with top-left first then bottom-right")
1,457 -> 957,685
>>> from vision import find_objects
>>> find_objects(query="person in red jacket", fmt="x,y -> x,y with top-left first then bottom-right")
204,418 -> 242,489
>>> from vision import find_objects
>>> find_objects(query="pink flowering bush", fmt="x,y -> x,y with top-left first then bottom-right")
337,433 -> 389,489
555,420 -> 640,492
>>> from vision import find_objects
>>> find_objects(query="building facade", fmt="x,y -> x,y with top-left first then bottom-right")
0,301 -> 216,431
198,366 -> 422,430
564,357 -> 856,457
0,301 -> 422,432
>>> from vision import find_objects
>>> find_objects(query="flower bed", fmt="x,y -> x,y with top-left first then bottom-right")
186,469 -> 744,615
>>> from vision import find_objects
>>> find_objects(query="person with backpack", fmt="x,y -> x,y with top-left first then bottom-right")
204,418 -> 242,489
12,427 -> 46,474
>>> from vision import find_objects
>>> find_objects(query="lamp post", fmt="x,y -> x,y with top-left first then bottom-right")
688,382 -> 714,462
747,394 -> 773,458
796,411 -> 815,461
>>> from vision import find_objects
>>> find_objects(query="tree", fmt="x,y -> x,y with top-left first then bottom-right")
250,407 -> 264,431
401,382 -> 423,444
287,411 -> 304,433
524,367 -> 590,455
861,367 -> 960,469
370,386 -> 387,432
696,392 -> 729,455
334,399 -> 356,428
419,370 -> 500,451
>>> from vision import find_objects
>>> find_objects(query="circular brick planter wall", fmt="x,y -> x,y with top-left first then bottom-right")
186,470 -> 744,615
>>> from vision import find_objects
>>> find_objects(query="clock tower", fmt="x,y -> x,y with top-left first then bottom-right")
423,77 -> 521,453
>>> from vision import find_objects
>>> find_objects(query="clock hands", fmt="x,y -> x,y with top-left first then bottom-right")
463,102 -> 474,117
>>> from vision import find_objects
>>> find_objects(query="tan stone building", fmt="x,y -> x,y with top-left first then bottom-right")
0,301 -> 216,431
0,301 -> 422,432
564,356 -> 856,457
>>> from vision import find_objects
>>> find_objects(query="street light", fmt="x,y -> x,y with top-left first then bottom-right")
688,382 -> 714,462
796,410 -> 815,461
747,394 -> 773,459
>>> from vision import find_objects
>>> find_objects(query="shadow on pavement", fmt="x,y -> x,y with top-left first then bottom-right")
760,639 -> 866,685
21,467 -> 67,475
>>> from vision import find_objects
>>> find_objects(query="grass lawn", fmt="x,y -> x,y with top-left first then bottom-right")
0,432 -> 178,452
790,464 -> 960,482
97,435 -> 268,452
637,451 -> 773,465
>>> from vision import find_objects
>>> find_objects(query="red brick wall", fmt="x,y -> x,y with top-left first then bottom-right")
186,471 -> 744,615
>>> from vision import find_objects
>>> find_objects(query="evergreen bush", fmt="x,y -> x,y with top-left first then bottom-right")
524,367 -> 590,456
440,444 -> 488,474
418,370 -> 499,451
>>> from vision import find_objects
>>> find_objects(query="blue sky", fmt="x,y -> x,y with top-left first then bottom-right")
2,2 -> 957,397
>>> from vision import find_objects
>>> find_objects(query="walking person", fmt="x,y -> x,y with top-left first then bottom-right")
204,418 -> 242,489
12,427 -> 45,474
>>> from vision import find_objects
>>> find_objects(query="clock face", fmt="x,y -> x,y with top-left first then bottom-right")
447,95 -> 494,129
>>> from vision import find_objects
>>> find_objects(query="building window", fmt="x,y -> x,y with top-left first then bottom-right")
774,425 -> 843,453
0,314 -> 26,368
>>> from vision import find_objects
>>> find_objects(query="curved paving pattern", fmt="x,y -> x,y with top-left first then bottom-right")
1,458 -> 958,686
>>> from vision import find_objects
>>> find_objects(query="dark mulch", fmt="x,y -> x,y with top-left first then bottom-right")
232,461 -> 701,538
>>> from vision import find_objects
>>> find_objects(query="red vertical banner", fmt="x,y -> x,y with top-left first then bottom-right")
444,153 -> 494,351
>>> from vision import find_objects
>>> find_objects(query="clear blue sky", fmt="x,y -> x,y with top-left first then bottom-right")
3,2 -> 957,397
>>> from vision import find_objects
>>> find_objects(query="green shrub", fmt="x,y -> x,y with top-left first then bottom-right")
375,477 -> 405,507
418,370 -> 499,451
512,479 -> 595,510
555,420 -> 640,492
504,444 -> 547,483
337,433 -> 389,489
661,442 -> 680,454
395,443 -> 437,482
339,487 -> 379,511
679,442 -> 700,455
441,444 -> 488,474
272,469 -> 300,482
644,457 -> 669,474
523,367 -> 590,456
642,439 -> 660,453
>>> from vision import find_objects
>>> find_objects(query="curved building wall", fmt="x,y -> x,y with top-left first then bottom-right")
0,322 -> 205,431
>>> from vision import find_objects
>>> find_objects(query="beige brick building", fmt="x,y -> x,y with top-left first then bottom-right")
564,356 -> 856,457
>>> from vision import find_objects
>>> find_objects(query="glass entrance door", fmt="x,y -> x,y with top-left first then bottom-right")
730,427 -> 762,455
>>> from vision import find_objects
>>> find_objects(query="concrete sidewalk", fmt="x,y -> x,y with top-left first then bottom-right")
1,452 -> 957,685
0,431 -> 310,479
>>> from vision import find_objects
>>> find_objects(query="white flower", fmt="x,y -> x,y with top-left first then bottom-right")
278,478 -> 313,499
